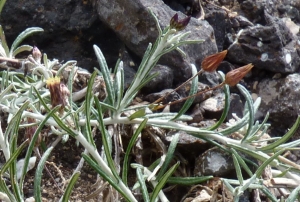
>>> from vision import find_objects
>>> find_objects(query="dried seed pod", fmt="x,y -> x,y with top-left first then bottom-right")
225,64 -> 253,86
201,50 -> 228,72
46,77 -> 70,114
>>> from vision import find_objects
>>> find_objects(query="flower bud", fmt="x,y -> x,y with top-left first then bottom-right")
201,50 -> 227,72
32,46 -> 42,64
170,13 -> 191,31
225,64 -> 253,86
46,77 -> 70,114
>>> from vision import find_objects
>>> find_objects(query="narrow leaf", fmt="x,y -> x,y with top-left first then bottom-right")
0,25 -> 9,56
94,96 -> 119,180
257,116 -> 300,152
61,171 -> 81,202
85,71 -> 97,144
261,186 -> 279,202
230,148 -> 253,177
9,137 -> 24,201
238,84 -> 254,142
34,146 -> 54,202
150,162 -> 179,202
228,144 -> 276,166
239,174 -> 257,193
286,184 -> 300,202
122,118 -> 148,185
113,61 -> 124,111
232,152 -> 244,186
149,9 -> 162,36
0,140 -> 28,201
5,101 -> 30,144
172,64 -> 198,120
255,150 -> 285,178
128,109 -> 146,120
12,45 -> 33,57
95,100 -> 117,112
247,112 -> 269,142
222,179 -> 235,193
137,168 -> 150,202
10,27 -> 44,57
167,176 -> 213,185
93,45 -> 115,105
209,71 -> 230,130
156,132 -> 179,180
220,98 -> 261,136
120,72 -> 158,110
82,154 -> 134,202
20,106 -> 60,193
56,60 -> 77,77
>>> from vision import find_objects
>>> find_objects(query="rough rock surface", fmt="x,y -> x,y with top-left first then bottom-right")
200,93 -> 225,119
227,11 -> 300,73
194,147 -> 235,177
142,65 -> 174,94
164,130 -> 210,162
0,0 -> 123,72
255,73 -> 300,131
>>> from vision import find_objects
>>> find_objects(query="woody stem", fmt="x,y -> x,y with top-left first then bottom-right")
155,81 -> 225,110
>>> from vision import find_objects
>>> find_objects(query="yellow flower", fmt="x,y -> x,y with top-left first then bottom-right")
201,50 -> 228,72
225,64 -> 253,86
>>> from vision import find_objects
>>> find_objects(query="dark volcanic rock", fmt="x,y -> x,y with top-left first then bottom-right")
205,8 -> 228,51
227,11 -> 300,73
239,0 -> 278,23
142,65 -> 174,94
194,147 -> 235,177
1,0 -> 123,72
227,93 -> 244,121
187,104 -> 205,124
255,73 -> 300,130
164,130 -> 210,162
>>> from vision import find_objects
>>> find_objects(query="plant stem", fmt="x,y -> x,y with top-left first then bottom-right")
153,69 -> 204,104
154,82 -> 225,110
75,131 -> 138,202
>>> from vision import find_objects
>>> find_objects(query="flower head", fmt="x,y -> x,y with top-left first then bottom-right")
201,50 -> 227,72
225,64 -> 253,86
170,13 -> 191,31
46,77 -> 70,114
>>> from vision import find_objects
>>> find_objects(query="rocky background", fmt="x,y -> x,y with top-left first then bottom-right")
2,0 -> 300,139
1,0 -> 300,200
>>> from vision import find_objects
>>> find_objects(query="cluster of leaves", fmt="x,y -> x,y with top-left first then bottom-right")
0,7 -> 300,202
